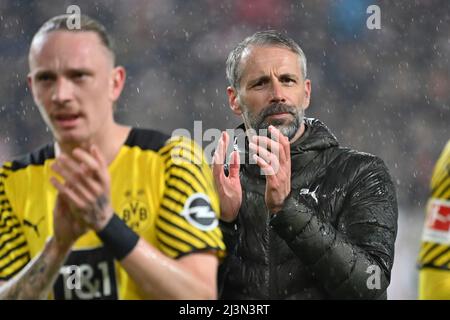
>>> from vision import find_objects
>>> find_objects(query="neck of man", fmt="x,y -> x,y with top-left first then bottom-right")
56,121 -> 131,166
289,120 -> 305,144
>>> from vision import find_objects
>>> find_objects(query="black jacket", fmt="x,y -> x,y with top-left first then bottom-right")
218,118 -> 398,299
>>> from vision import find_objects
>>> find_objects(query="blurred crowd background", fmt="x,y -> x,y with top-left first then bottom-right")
0,0 -> 448,299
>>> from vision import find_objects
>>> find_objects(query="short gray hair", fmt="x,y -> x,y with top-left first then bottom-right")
226,30 -> 307,90
30,14 -> 116,63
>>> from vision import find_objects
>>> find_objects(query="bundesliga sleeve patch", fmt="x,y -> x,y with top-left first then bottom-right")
181,193 -> 218,231
422,198 -> 450,244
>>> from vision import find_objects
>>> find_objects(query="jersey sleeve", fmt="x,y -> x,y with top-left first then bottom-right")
0,163 -> 31,280
155,136 -> 226,259
418,140 -> 450,299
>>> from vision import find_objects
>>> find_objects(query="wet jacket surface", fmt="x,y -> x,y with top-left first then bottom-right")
218,118 -> 398,299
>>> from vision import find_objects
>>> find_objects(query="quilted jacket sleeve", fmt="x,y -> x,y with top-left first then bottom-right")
270,156 -> 398,299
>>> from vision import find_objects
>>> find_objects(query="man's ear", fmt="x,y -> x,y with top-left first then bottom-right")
27,73 -> 38,104
27,72 -> 35,92
110,66 -> 126,101
302,79 -> 312,110
227,86 -> 243,115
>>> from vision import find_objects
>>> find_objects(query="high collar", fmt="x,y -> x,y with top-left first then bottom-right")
289,118 -> 339,154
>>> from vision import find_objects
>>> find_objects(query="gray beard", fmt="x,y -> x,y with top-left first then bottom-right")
242,103 -> 304,141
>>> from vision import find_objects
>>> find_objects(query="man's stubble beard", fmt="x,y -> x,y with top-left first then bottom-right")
241,101 -> 305,141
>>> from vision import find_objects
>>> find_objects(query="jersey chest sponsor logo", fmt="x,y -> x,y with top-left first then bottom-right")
422,198 -> 450,244
181,193 -> 218,231
53,246 -> 118,300
118,189 -> 150,232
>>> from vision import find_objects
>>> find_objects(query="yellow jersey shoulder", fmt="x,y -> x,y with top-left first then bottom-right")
418,140 -> 450,294
0,143 -> 55,280
430,140 -> 450,198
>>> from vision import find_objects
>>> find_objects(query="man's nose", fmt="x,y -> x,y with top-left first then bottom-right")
270,80 -> 286,104
51,78 -> 73,105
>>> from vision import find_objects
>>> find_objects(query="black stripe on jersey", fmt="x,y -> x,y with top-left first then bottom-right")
158,206 -> 212,245
0,233 -> 24,252
156,235 -> 183,257
418,263 -> 450,271
426,247 -> 450,267
168,175 -> 199,194
432,174 -> 449,196
165,182 -> 189,199
0,206 -> 13,216
159,140 -> 195,158
166,164 -> 208,193
160,138 -> 202,155
0,173 -> 7,178
160,145 -> 175,158
420,243 -> 441,263
0,216 -> 14,229
156,224 -> 195,251
0,241 -> 27,261
0,252 -> 30,279
10,144 -> 54,172
184,161 -> 216,192
164,155 -> 204,175
124,128 -> 169,151
175,246 -> 221,260
160,143 -> 202,160
163,194 -> 184,208
162,148 -> 204,167
0,223 -> 21,238
436,180 -> 450,199
0,208 -> 13,221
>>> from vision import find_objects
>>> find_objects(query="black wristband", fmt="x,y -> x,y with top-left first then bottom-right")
97,214 -> 139,260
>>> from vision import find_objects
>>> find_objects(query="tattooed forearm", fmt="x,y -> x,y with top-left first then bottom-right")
0,237 -> 70,300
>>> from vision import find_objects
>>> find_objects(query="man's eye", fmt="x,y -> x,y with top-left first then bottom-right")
253,80 -> 267,88
282,78 -> 296,84
72,72 -> 86,80
36,74 -> 54,82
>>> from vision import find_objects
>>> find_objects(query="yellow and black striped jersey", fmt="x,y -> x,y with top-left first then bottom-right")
0,128 -> 225,300
418,140 -> 450,299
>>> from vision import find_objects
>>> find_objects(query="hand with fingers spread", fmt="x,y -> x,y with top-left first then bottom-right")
212,131 -> 242,222
51,145 -> 114,232
250,125 -> 291,214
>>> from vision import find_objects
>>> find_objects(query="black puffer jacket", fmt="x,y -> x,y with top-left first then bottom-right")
218,118 -> 398,299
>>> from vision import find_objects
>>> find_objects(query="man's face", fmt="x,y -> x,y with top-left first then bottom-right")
228,46 -> 311,140
28,31 -> 124,145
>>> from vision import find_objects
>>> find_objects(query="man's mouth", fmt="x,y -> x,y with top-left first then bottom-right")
266,112 -> 291,118
265,112 -> 294,121
53,113 -> 82,128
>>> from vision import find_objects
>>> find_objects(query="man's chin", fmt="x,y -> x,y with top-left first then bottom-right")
275,124 -> 299,140
55,130 -> 89,146
263,118 -> 290,129
269,119 -> 295,131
